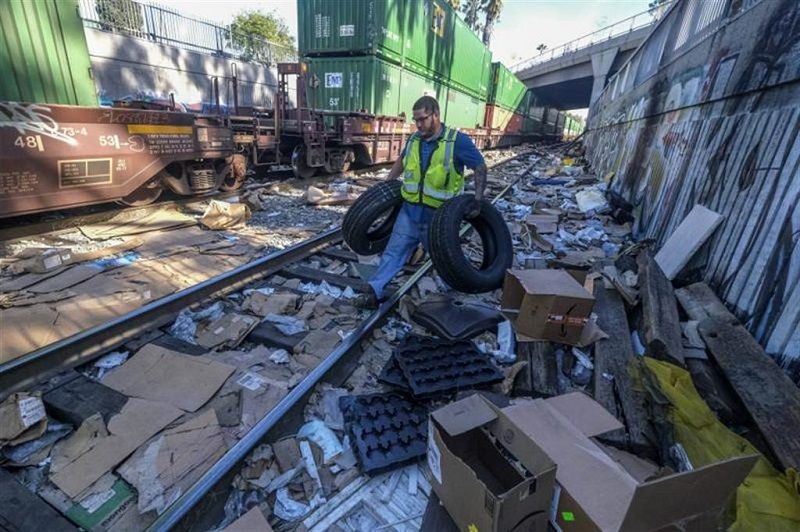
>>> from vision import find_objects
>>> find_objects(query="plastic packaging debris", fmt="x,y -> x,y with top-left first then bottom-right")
570,347 -> 594,386
94,351 -> 129,380
266,465 -> 302,493
602,242 -> 621,257
274,487 -> 311,521
563,165 -> 584,177
2,422 -> 72,465
243,286 -> 275,297
169,302 -> 224,344
554,348 -> 571,394
299,280 -> 344,298
669,443 -> 694,472
511,204 -> 532,220
575,226 -> 607,245
263,314 -> 306,336
269,349 -> 290,364
631,330 -> 646,356
297,419 -> 342,463
380,318 -> 412,342
575,187 -> 609,213
341,286 -> 356,299
92,251 -> 141,269
493,321 -> 516,364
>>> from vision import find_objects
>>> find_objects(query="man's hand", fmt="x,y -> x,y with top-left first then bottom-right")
465,197 -> 482,219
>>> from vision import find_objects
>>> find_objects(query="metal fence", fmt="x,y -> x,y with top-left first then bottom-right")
78,0 -> 296,65
510,2 -> 674,73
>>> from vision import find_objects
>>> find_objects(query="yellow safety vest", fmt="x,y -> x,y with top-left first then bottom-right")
400,127 -> 464,208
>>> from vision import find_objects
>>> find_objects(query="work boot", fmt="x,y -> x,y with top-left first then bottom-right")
353,286 -> 379,310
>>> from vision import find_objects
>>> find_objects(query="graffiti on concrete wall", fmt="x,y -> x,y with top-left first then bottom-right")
585,0 -> 800,376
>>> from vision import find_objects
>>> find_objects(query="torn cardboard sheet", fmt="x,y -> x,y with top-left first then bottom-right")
104,343 -> 235,412
654,205 -> 723,280
243,292 -> 300,317
196,313 -> 259,350
79,209 -> 196,240
200,200 -> 251,230
525,214 -> 559,234
0,392 -> 47,447
118,409 -> 227,514
224,506 -> 274,532
49,398 -> 183,498
10,238 -> 143,274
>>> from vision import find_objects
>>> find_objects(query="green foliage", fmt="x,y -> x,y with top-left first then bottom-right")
229,10 -> 296,63
95,0 -> 143,34
481,0 -> 503,46
460,0 -> 483,33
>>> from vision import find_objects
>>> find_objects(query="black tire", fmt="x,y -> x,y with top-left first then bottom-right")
429,194 -> 513,293
342,180 -> 403,255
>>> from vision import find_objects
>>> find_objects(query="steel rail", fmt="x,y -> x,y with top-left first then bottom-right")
0,229 -> 341,394
149,154 -> 540,531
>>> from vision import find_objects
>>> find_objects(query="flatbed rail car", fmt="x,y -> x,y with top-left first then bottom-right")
0,101 -> 245,218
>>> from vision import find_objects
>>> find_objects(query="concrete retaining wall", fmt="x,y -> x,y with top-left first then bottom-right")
84,27 -> 293,109
585,0 -> 800,374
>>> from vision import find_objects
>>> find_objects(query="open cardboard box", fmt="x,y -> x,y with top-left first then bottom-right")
500,269 -> 595,345
503,393 -> 759,531
428,394 -> 557,532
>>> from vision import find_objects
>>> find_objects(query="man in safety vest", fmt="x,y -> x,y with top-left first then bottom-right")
356,96 -> 488,308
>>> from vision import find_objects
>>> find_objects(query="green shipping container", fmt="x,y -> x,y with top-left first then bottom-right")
305,56 -> 402,118
441,85 -> 485,130
0,0 -> 97,105
298,0 -> 491,100
488,62 -> 527,113
522,116 -> 543,135
298,0 -> 406,65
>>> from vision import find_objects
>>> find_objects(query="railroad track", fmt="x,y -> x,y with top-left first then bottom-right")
0,163 -> 396,243
0,150 -> 538,531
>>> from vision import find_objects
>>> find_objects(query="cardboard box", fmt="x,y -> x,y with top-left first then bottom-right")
501,269 -> 595,344
503,393 -> 758,531
428,394 -> 557,532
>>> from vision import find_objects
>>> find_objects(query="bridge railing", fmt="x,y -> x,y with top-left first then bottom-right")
510,2 -> 674,73
78,0 -> 297,65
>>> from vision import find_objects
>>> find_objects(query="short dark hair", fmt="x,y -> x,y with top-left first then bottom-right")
413,96 -> 439,115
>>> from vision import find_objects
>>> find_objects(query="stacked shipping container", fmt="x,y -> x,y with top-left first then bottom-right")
299,0 -> 491,130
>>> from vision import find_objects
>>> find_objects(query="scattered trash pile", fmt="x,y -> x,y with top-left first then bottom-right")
1,143 -> 798,531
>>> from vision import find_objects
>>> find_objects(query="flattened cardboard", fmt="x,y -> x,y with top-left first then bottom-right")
224,506 -> 274,532
501,269 -> 595,345
655,205 -> 723,280
196,313 -> 259,350
118,409 -> 227,514
505,395 -> 758,531
49,398 -> 182,498
542,392 -> 622,437
104,343 -> 234,412
429,394 -> 557,532
525,214 -> 560,234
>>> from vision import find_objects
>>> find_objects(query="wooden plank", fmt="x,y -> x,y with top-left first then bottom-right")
684,358 -> 748,427
281,265 -> 371,293
0,468 -> 77,531
318,247 -> 359,263
593,286 -> 656,457
517,341 -> 559,397
675,282 -> 738,323
699,317 -> 800,471
654,204 -> 723,280
637,251 -> 685,365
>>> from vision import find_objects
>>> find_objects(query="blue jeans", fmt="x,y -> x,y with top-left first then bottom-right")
368,201 -> 434,299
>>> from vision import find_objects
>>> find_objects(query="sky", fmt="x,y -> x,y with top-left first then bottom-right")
162,0 -> 653,67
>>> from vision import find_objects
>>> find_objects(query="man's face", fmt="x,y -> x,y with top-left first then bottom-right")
413,107 -> 440,139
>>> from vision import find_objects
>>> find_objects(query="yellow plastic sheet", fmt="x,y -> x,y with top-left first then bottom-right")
643,358 -> 800,531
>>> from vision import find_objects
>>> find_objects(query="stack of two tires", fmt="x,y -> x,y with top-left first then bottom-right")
342,181 -> 513,293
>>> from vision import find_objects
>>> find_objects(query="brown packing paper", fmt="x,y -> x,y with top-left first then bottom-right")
104,343 -> 235,412
200,200 -> 251,230
0,392 -> 47,447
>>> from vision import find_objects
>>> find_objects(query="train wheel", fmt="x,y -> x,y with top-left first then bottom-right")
324,150 -> 352,174
291,146 -> 317,179
220,154 -> 248,191
117,179 -> 163,207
